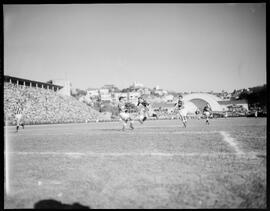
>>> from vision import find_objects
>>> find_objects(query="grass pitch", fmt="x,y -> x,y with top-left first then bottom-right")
4,117 -> 266,208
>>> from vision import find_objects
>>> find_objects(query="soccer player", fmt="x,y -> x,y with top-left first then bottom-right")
14,102 -> 25,132
203,103 -> 212,125
174,95 -> 188,128
224,111 -> 228,118
254,110 -> 258,118
151,112 -> 158,119
195,109 -> 201,120
137,97 -> 150,124
118,97 -> 134,131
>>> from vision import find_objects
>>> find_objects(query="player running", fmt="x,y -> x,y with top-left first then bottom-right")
203,103 -> 212,125
137,97 -> 150,124
118,96 -> 134,131
224,111 -> 228,118
174,95 -> 188,128
14,102 -> 25,132
195,109 -> 201,120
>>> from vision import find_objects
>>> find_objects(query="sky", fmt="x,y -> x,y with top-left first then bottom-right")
4,3 -> 266,93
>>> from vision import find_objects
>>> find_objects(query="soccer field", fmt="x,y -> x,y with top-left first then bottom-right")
4,117 -> 266,208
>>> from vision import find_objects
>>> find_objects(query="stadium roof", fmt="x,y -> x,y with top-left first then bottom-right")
4,75 -> 63,89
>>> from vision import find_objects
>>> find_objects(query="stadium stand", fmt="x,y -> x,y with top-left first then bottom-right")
4,82 -> 100,125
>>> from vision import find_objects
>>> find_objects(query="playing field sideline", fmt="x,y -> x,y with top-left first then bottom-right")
4,118 -> 266,208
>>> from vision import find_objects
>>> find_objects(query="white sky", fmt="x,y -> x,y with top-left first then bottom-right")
4,3 -> 266,92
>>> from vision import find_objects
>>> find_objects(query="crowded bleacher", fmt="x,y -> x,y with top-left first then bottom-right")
4,82 -> 100,125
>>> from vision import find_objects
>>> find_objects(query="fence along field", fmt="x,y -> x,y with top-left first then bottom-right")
4,118 -> 266,209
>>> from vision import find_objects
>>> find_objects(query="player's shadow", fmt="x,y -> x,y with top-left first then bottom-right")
99,128 -> 128,131
34,199 -> 91,209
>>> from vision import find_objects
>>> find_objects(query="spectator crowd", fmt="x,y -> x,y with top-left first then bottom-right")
4,83 -> 100,125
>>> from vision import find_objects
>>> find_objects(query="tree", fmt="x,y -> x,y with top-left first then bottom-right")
238,89 -> 249,100
121,87 -> 135,93
238,84 -> 267,111
71,88 -> 86,99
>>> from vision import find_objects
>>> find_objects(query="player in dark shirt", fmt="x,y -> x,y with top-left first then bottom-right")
137,97 -> 150,124
195,109 -> 201,120
203,104 -> 212,125
175,98 -> 184,110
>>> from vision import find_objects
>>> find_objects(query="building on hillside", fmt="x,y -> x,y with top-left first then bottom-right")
86,89 -> 99,98
97,88 -> 111,102
154,89 -> 167,96
152,85 -> 168,96
154,85 -> 160,90
102,84 -> 119,93
131,81 -> 144,89
137,87 -> 151,95
143,88 -> 151,95
70,88 -> 76,95
100,94 -> 112,102
128,92 -> 141,104
99,89 -> 109,95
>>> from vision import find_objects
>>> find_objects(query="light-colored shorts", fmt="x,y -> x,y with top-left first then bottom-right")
203,111 -> 210,117
15,114 -> 22,120
179,109 -> 187,116
140,108 -> 149,117
119,112 -> 130,121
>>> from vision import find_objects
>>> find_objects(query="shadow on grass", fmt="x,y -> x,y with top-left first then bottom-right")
99,128 -> 123,131
34,199 -> 91,209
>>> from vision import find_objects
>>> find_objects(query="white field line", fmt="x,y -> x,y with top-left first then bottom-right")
6,127 -> 267,139
3,122 -> 178,129
4,124 -> 193,131
6,151 -> 264,158
4,122 -> 104,128
8,151 -> 212,156
139,131 -> 220,134
6,131 -> 220,136
237,135 -> 266,139
219,131 -> 244,155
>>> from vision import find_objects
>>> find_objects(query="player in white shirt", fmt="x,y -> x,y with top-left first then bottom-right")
14,102 -> 25,132
174,95 -> 188,128
118,97 -> 134,131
